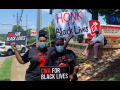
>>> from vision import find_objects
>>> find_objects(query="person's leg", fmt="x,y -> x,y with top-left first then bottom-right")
94,43 -> 104,58
82,42 -> 94,56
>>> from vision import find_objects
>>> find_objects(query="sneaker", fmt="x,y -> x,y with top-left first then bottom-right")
81,53 -> 86,56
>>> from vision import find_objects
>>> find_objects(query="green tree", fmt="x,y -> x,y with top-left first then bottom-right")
28,38 -> 36,44
58,9 -> 68,13
51,19 -> 54,26
77,35 -> 83,43
27,29 -> 34,39
41,26 -> 56,40
12,25 -> 24,32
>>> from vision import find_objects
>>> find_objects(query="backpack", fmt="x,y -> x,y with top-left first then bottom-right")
104,37 -> 107,45
97,33 -> 107,45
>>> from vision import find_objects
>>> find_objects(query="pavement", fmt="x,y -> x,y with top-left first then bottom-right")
10,53 -> 30,81
0,54 -> 17,67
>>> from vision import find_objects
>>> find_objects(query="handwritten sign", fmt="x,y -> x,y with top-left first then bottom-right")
5,31 -> 27,45
52,10 -> 90,38
40,66 -> 70,81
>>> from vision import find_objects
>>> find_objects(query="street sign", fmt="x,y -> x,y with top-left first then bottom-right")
34,36 -> 36,38
31,30 -> 36,36
106,15 -> 120,25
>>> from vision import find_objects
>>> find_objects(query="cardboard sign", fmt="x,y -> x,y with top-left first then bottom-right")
52,10 -> 91,38
40,66 -> 70,81
87,20 -> 100,37
5,31 -> 27,45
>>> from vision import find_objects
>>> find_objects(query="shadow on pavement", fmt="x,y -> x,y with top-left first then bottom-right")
0,79 -> 10,81
0,53 -> 15,57
0,49 -> 28,57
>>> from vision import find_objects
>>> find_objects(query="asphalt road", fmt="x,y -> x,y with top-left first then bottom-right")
0,48 -> 28,62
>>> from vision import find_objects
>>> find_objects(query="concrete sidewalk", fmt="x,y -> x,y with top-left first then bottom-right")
10,54 -> 30,81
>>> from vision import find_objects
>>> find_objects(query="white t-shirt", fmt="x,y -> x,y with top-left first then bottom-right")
91,34 -> 104,44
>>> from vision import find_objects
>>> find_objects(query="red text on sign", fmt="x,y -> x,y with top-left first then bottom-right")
41,68 -> 51,74
8,33 -> 14,37
56,11 -> 82,23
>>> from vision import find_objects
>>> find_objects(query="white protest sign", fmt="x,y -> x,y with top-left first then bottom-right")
52,10 -> 91,38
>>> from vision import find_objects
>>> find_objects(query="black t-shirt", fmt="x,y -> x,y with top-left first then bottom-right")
48,49 -> 79,81
22,47 -> 55,81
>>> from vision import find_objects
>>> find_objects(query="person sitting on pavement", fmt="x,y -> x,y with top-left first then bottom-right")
82,29 -> 104,61
11,30 -> 74,81
48,38 -> 79,81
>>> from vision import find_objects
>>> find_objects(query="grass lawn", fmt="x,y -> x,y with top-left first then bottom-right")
76,55 -> 84,63
98,73 -> 120,81
0,57 -> 14,81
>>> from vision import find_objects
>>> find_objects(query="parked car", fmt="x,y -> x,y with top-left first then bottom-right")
47,41 -> 55,47
26,42 -> 36,49
0,42 -> 26,56
26,41 -> 55,49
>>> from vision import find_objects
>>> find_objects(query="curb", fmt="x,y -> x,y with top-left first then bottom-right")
0,56 -> 15,68
0,59 -> 5,68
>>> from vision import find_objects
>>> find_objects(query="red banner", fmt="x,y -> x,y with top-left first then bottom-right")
87,20 -> 100,37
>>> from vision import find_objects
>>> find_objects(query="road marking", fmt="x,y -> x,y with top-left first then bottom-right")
17,63 -> 18,65
18,68 -> 19,71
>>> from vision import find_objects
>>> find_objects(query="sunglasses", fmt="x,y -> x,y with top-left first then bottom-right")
55,43 -> 64,46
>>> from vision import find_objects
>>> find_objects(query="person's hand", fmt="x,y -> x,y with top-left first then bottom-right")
88,41 -> 92,44
11,42 -> 17,50
59,63 -> 66,66
69,74 -> 74,81
68,34 -> 74,39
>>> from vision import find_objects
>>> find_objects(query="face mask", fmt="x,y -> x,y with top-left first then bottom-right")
55,46 -> 64,52
39,42 -> 46,48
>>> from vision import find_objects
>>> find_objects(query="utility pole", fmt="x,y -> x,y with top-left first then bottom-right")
17,12 -> 18,31
73,9 -> 77,42
26,15 -> 27,46
13,12 -> 21,31
36,9 -> 41,47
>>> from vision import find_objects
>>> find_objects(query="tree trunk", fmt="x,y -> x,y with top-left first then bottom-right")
92,10 -> 98,20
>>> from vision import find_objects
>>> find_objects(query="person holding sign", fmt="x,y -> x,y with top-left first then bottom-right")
82,29 -> 104,61
48,38 -> 79,81
11,30 -> 74,81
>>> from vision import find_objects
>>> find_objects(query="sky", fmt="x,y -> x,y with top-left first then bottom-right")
0,9 -> 106,34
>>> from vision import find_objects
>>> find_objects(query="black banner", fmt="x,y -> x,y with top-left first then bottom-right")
40,66 -> 70,81
5,31 -> 27,45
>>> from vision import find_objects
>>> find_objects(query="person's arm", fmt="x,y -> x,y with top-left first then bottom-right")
69,50 -> 79,81
69,65 -> 79,81
64,34 -> 74,50
11,42 -> 26,64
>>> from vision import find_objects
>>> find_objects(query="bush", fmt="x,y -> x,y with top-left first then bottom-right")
116,38 -> 120,42
77,35 -> 83,43
47,39 -> 50,42
28,38 -> 36,44
76,55 -> 84,63
107,39 -> 111,44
